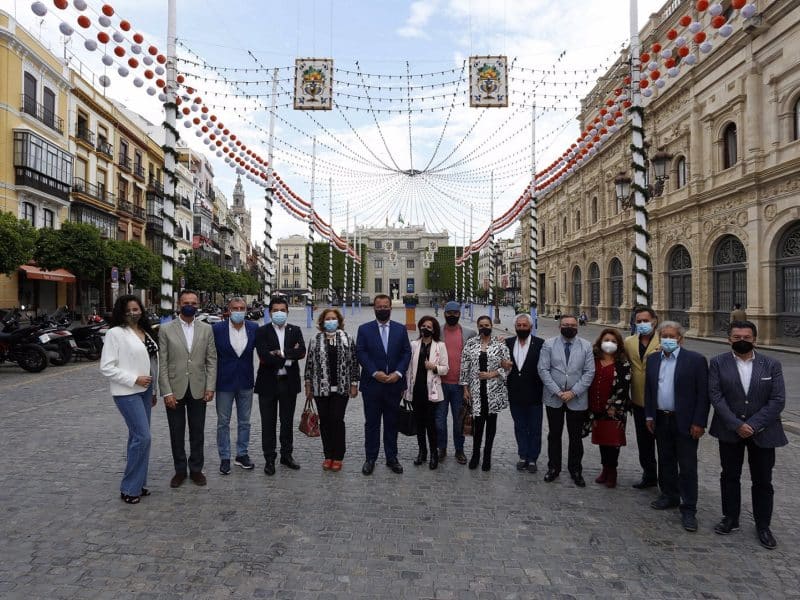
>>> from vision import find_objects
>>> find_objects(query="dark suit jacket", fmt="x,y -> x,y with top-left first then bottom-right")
505,335 -> 544,405
708,351 -> 788,448
356,319 -> 412,396
254,323 -> 306,397
212,319 -> 258,392
644,348 -> 710,433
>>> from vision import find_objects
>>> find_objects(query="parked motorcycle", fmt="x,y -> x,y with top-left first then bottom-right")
32,307 -> 77,365
0,309 -> 49,372
69,312 -> 107,361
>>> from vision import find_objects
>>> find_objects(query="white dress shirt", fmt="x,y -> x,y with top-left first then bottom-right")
734,350 -> 755,395
513,337 -> 530,370
180,317 -> 195,351
273,324 -> 293,375
229,321 -> 248,357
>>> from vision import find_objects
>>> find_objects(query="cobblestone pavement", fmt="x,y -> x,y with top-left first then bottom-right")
1,306 -> 799,599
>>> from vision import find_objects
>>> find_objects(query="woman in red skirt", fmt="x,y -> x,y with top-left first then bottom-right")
586,328 -> 631,488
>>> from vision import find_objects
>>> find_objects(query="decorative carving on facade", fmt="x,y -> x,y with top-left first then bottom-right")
765,204 -> 777,220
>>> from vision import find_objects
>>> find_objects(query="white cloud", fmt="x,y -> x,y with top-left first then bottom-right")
397,0 -> 439,38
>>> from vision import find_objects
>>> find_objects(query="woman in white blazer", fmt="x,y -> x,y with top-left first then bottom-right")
406,315 -> 449,470
99,295 -> 159,504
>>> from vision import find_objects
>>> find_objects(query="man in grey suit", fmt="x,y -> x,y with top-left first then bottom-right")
159,290 -> 218,488
709,320 -> 787,550
537,314 -> 595,486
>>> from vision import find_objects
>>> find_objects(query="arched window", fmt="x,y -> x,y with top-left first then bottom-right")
722,123 -> 738,169
591,196 -> 598,223
575,210 -> 581,230
675,156 -> 687,189
713,235 -> 747,332
609,258 -> 623,322
571,266 -> 582,314
794,97 -> 800,141
588,262 -> 600,320
777,222 -> 800,345
667,245 -> 692,328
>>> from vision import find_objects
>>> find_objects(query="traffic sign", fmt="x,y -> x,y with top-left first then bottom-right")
111,266 -> 119,283
124,268 -> 132,284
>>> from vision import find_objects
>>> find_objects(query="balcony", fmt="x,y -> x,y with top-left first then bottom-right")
146,213 -> 164,234
118,153 -> 132,172
20,94 -> 63,134
71,177 -> 115,207
117,199 -> 146,220
147,177 -> 164,196
133,163 -> 145,180
75,125 -> 95,148
179,195 -> 191,209
96,138 -> 113,159
15,166 -> 70,201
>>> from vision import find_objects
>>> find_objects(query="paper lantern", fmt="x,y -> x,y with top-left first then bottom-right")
143,69 -> 154,79
73,0 -> 86,9
146,87 -> 156,96
119,20 -> 131,31
158,93 -> 166,102
675,36 -> 687,47
97,31 -> 110,44
709,3 -> 723,16
741,3 -> 757,18
77,15 -> 91,28
652,43 -> 662,53
154,66 -> 165,76
112,31 -> 124,43
195,130 -> 202,137
650,70 -> 661,80
700,41 -> 713,53
31,2 -> 48,16
640,52 -> 651,63
114,46 -> 125,57
148,45 -> 158,55
157,79 -> 167,89
84,38 -> 97,51
661,49 -> 673,59
127,57 -> 138,68
694,31 -> 707,43
58,22 -> 74,36
688,21 -> 702,33
101,54 -> 113,66
157,54 -> 166,64
54,0 -> 68,9
639,79 -> 649,89
684,54 -> 698,65
117,66 -> 129,77
176,74 -> 185,84
655,79 -> 666,88
99,75 -> 111,87
719,24 -> 734,37
668,67 -> 680,77
183,121 -> 192,128
678,14 -> 692,27
678,46 -> 690,57
696,0 -> 709,11
142,55 -> 153,65
133,33 -> 144,43
643,88 -> 653,97
666,29 -> 678,40
98,16 -> 111,27
665,57 -> 676,68
133,77 -> 143,87
711,15 -> 727,28
731,0 -> 746,6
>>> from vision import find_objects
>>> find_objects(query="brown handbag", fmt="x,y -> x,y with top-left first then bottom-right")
460,404 -> 473,437
299,398 -> 321,437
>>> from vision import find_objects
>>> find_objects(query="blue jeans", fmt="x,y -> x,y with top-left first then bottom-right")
216,389 -> 254,460
114,386 -> 153,496
509,402 -> 543,463
436,383 -> 465,453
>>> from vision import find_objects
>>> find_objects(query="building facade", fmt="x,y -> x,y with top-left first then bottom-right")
522,0 -> 800,347
276,234 -> 310,303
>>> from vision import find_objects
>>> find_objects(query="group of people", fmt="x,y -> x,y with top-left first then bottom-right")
100,295 -> 787,550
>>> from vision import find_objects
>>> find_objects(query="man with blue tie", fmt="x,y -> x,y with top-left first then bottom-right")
212,297 -> 258,475
356,294 -> 412,476
709,321 -> 787,550
645,321 -> 709,533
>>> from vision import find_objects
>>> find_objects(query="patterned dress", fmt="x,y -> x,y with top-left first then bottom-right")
459,336 -> 510,416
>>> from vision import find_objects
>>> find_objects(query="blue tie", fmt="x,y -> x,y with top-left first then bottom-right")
381,324 -> 389,353
564,342 -> 572,365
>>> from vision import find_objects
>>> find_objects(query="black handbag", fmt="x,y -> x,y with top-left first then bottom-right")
397,399 -> 417,436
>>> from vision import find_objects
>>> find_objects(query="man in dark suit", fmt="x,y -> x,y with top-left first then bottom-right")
502,313 -> 545,473
254,297 -> 306,475
645,321 -> 709,533
212,297 -> 259,475
709,320 -> 787,550
356,294 -> 412,475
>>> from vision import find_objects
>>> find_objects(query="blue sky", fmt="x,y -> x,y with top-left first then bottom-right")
10,0 -> 666,247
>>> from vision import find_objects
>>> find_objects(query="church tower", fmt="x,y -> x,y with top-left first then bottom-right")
230,175 -> 252,244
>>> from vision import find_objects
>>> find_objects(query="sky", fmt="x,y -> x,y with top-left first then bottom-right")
8,0 -> 667,248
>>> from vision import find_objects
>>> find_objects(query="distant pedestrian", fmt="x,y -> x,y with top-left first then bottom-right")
729,303 -> 747,323
100,295 -> 159,505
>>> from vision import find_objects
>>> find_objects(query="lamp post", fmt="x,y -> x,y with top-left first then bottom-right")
493,246 -> 502,324
614,172 -> 632,209
651,148 -> 673,196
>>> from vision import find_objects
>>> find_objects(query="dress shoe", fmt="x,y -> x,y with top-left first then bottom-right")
632,478 -> 658,489
758,528 -> 777,550
571,472 -> 586,487
516,460 -> 530,472
322,459 -> 333,471
189,471 -> 207,486
386,460 -> 404,474
650,496 -> 680,510
544,468 -> 560,482
263,461 -> 276,476
595,466 -> 608,484
681,512 -> 698,532
362,459 -> 376,475
438,448 -> 447,461
219,459 -> 231,475
714,516 -> 740,535
413,452 -> 427,466
280,455 -> 301,470
170,473 -> 187,488
429,456 -> 438,470
526,462 -> 538,474
455,451 -> 467,465
330,460 -> 343,472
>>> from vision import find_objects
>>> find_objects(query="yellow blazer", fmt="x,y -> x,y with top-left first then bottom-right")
623,332 -> 661,407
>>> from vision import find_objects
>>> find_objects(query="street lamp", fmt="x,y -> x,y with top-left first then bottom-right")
614,171 -> 632,209
651,148 -> 673,196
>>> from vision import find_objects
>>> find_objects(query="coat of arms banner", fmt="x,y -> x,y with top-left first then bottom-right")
469,56 -> 508,108
294,58 -> 333,110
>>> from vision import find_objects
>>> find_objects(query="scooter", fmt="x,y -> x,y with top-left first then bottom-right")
69,312 -> 107,361
33,307 -> 77,365
0,309 -> 49,372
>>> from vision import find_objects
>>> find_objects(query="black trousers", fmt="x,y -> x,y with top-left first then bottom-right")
259,378 -> 297,462
546,405 -> 587,475
166,391 -> 206,474
413,397 -> 438,457
654,412 -> 699,514
632,404 -> 658,482
599,445 -> 620,468
718,438 -> 776,529
316,393 -> 348,461
472,413 -> 497,456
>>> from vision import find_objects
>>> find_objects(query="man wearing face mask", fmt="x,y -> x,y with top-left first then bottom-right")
623,306 -> 661,489
502,314 -> 545,473
537,314 -> 595,486
159,289 -> 218,488
644,322 -> 709,533
708,321 -> 787,550
212,297 -> 258,475
356,294 -> 413,475
254,297 -> 307,475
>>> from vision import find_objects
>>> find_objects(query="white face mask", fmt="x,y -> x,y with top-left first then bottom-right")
600,341 -> 618,354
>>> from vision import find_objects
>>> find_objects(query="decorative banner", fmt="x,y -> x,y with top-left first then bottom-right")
428,241 -> 438,253
469,56 -> 508,108
384,240 -> 393,251
294,58 -> 333,110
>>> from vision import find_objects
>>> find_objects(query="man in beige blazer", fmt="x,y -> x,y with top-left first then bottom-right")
159,290 -> 217,487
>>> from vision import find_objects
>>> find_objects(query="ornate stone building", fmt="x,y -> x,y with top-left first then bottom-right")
522,0 -> 800,346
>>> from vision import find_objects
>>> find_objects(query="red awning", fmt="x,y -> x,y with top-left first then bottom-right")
19,265 -> 76,283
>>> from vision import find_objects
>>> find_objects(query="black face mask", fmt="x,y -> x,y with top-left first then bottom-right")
560,327 -> 578,339
375,309 -> 391,322
445,315 -> 460,326
479,327 -> 492,337
516,329 -> 531,340
420,328 -> 433,337
731,340 -> 754,355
